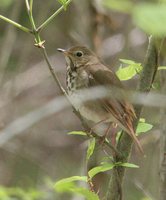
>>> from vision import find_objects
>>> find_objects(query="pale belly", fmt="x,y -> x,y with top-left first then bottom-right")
68,91 -> 115,136
68,91 -> 112,123
66,68 -> 113,126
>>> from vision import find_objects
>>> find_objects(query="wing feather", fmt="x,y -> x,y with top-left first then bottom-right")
86,64 -> 143,153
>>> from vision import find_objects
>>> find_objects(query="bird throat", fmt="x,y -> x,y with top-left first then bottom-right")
65,56 -> 77,93
65,57 -> 89,94
66,65 -> 78,93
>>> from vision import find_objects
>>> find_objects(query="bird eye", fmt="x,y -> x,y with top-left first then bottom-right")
76,51 -> 83,57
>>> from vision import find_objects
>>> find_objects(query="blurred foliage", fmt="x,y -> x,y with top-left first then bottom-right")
0,0 -> 13,8
0,186 -> 43,200
104,0 -> 166,37
54,176 -> 100,200
103,0 -> 133,13
54,162 -> 138,199
133,3 -> 166,37
158,66 -> 166,70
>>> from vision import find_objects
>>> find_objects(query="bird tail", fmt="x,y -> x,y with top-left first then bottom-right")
125,122 -> 144,154
122,103 -> 144,154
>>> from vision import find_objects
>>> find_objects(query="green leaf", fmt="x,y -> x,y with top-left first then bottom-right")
58,0 -> 68,10
58,0 -> 68,5
0,187 -> 43,200
116,162 -> 139,168
55,176 -> 87,186
86,138 -> 96,161
133,4 -> 166,37
158,66 -> 166,70
0,0 -> 12,8
88,163 -> 114,178
70,187 -> 99,200
54,176 -> 99,200
152,82 -> 161,90
139,118 -> 145,123
0,187 -> 8,199
119,59 -> 140,65
103,0 -> 133,13
116,131 -> 122,142
67,131 -> 87,136
54,176 -> 87,192
116,59 -> 142,80
141,197 -> 152,200
136,122 -> 153,135
55,185 -> 99,200
88,162 -> 139,179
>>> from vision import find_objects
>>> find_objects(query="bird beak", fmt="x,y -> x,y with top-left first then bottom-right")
57,48 -> 68,55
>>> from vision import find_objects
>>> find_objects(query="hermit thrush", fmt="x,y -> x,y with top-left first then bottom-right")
57,46 -> 143,153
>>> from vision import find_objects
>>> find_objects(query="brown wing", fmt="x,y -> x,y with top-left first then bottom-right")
87,64 -> 143,153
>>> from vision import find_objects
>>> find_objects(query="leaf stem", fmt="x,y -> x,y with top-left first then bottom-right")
25,0 -> 30,12
0,15 -> 31,33
24,0 -> 66,95
30,0 -> 33,11
37,0 -> 72,32
25,0 -> 41,44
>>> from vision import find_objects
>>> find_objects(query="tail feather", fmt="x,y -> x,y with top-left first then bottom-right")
123,103 -> 144,154
126,122 -> 144,154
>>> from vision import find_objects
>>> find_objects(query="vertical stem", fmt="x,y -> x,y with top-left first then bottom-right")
25,0 -> 30,12
25,0 -> 41,43
30,0 -> 33,11
159,71 -> 166,200
106,36 -> 159,200
25,0 -> 66,95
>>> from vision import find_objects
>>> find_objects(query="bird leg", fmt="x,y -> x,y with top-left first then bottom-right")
110,123 -> 118,146
99,122 -> 118,150
89,117 -> 110,136
99,123 -> 112,145
89,119 -> 118,150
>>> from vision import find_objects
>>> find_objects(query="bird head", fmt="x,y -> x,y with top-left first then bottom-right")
57,46 -> 99,70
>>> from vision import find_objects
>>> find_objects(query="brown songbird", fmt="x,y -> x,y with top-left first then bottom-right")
57,46 -> 143,153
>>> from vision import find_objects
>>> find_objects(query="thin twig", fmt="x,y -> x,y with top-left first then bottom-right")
24,0 -> 66,95
25,0 -> 30,12
0,15 -> 31,33
37,0 -> 73,32
25,0 -> 41,43
42,48 -> 66,95
30,0 -> 33,11
0,0 -> 119,157
73,108 -> 120,155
